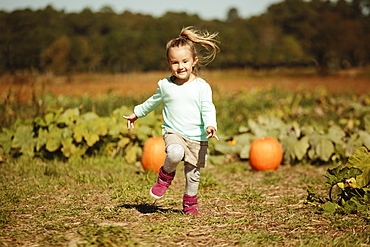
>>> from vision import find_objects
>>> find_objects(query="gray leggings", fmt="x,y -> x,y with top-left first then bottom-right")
163,144 -> 200,196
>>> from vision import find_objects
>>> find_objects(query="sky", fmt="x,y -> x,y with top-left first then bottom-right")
0,0 -> 282,20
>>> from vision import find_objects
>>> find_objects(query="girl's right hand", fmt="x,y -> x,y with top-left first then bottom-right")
123,113 -> 138,129
206,126 -> 219,140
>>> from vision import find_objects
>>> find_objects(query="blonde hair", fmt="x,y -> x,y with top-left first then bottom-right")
166,26 -> 220,75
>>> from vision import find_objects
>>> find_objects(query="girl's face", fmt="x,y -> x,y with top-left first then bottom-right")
167,46 -> 198,84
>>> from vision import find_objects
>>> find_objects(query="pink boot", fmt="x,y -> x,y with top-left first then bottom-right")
150,167 -> 176,199
183,194 -> 199,215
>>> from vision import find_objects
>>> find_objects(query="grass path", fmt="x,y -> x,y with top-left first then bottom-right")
1,157 -> 369,246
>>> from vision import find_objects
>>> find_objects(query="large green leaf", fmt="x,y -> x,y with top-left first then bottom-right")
282,134 -> 309,162
345,146 -> 370,188
135,125 -> 154,141
44,112 -> 56,126
248,115 -> 286,139
61,137 -> 88,159
45,126 -> 64,152
35,128 -> 48,151
0,128 -> 15,155
326,166 -> 362,187
322,201 -> 338,214
34,108 -> 64,127
45,126 -> 73,152
80,112 -> 99,121
239,144 -> 251,159
110,106 -> 131,136
112,105 -> 132,120
342,197 -> 368,214
73,116 -> 108,147
125,143 -> 139,163
363,113 -> 370,132
290,121 -> 302,137
359,131 -> 370,149
248,119 -> 266,138
327,125 -> 345,144
345,133 -> 363,157
107,121 -> 127,137
214,141 -> 238,156
57,107 -> 80,126
306,126 -> 337,161
34,112 -> 53,127
315,137 -> 334,162
12,125 -> 34,157
234,133 -> 254,159
308,147 -> 316,160
118,137 -> 131,148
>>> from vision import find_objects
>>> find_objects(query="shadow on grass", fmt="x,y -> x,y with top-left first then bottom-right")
119,203 -> 183,214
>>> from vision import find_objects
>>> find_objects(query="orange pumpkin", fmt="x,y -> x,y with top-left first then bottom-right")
249,137 -> 283,171
141,137 -> 167,173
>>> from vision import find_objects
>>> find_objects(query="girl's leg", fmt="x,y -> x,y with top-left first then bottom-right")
150,144 -> 184,199
183,163 -> 201,215
184,163 -> 200,196
163,144 -> 184,173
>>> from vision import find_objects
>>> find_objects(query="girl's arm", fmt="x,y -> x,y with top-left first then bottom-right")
133,84 -> 163,118
201,83 -> 218,140
123,81 -> 163,130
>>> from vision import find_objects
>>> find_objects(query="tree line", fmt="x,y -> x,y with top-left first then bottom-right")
1,0 -> 369,74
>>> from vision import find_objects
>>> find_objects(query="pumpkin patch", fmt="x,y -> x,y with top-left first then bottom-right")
249,137 -> 283,171
141,137 -> 167,173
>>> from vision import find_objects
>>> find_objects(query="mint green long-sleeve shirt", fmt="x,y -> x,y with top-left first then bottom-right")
134,77 -> 217,141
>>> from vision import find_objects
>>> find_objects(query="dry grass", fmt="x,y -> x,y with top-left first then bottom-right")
0,157 -> 369,246
1,69 -> 369,103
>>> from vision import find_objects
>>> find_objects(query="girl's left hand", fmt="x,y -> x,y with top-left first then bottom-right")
206,126 -> 219,140
123,113 -> 138,129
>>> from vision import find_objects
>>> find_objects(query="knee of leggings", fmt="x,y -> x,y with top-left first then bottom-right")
166,144 -> 184,163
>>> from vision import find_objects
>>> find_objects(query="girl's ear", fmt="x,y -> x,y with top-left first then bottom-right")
193,56 -> 199,66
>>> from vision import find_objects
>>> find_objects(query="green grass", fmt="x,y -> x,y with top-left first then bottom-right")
1,157 -> 369,246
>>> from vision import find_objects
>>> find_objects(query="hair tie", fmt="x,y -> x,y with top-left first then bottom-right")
179,35 -> 188,40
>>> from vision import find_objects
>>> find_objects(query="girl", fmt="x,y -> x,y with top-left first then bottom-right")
123,26 -> 219,215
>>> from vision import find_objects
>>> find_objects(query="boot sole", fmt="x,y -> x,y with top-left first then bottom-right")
149,188 -> 163,199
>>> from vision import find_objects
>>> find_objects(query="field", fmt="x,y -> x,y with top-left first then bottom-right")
1,69 -> 370,246
1,156 -> 369,246
1,68 -> 369,103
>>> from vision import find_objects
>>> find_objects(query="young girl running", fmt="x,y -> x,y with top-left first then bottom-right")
123,26 -> 219,215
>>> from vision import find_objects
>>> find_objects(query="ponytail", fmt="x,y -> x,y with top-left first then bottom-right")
166,26 -> 220,75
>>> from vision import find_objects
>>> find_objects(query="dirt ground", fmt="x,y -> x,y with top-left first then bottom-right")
1,160 -> 369,246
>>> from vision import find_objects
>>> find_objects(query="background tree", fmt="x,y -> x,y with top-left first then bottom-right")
40,36 -> 71,74
227,8 -> 240,22
0,0 -> 369,74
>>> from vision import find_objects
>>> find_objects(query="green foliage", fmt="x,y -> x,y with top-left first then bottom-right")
213,87 -> 370,164
0,106 -> 162,162
214,113 -> 370,164
1,87 -> 370,165
307,146 -> 370,215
